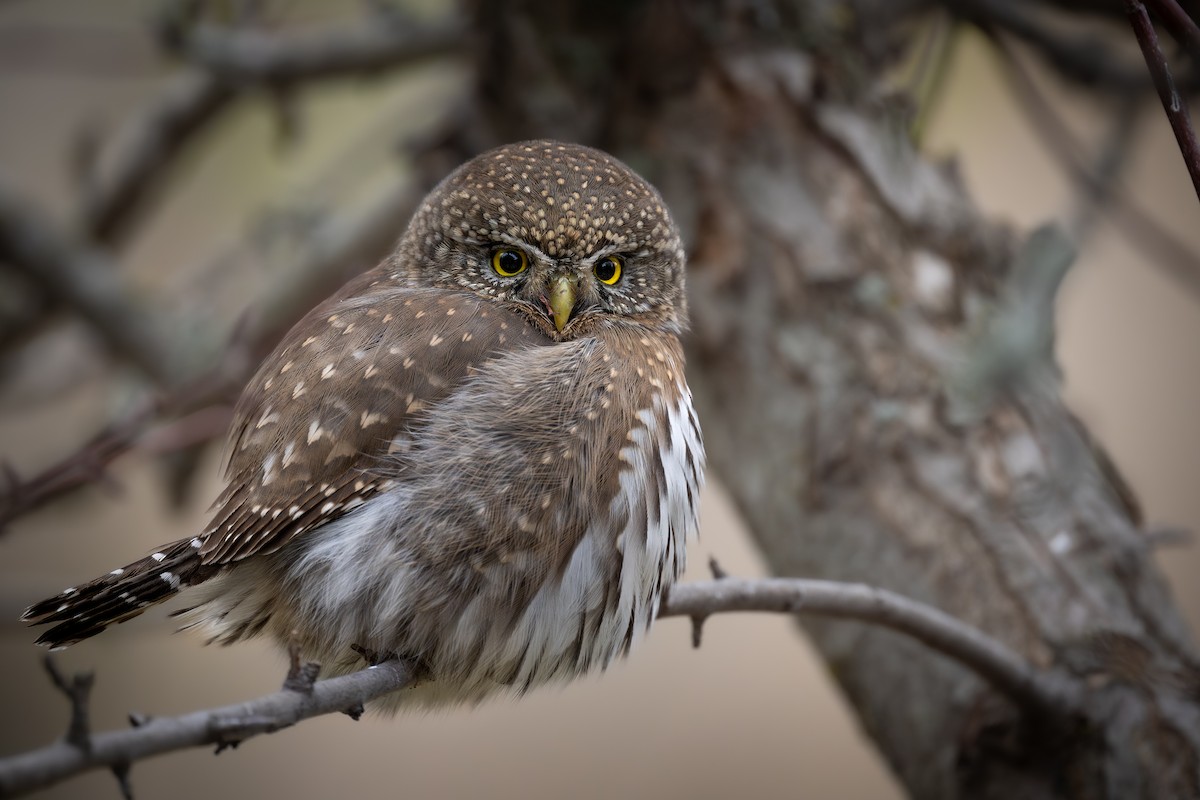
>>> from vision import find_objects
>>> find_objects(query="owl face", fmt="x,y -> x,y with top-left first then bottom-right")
394,140 -> 688,338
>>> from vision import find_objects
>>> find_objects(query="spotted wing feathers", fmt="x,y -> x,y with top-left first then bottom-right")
23,276 -> 548,648
200,281 -> 547,565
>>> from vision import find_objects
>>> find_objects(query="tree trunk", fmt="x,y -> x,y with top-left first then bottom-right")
420,1 -> 1200,796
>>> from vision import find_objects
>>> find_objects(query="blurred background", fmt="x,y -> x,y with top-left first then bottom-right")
1,1 -> 1198,798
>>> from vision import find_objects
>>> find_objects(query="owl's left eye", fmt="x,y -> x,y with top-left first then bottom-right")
594,255 -> 623,285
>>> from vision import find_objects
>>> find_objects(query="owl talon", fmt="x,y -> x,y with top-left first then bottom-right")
350,643 -> 396,666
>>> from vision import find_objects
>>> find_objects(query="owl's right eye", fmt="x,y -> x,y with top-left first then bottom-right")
491,249 -> 528,277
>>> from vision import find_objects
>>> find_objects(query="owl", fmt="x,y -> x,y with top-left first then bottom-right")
23,140 -> 705,711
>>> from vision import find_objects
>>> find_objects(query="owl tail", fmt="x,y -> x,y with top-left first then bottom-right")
21,537 -> 207,650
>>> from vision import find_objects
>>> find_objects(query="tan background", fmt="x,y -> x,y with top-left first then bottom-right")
1,3 -> 1199,799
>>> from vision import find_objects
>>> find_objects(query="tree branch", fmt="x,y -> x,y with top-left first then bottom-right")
1126,0 -> 1200,200
167,19 -> 465,86
77,12 -> 463,248
988,32 -> 1200,300
0,578 -> 1080,797
0,393 -> 234,532
1144,0 -> 1200,58
949,0 -> 1170,89
660,578 -> 1084,721
78,70 -> 235,246
0,659 -> 415,798
0,180 -> 182,385
0,176 -> 416,532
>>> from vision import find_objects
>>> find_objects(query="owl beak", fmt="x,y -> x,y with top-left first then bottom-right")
548,275 -> 577,332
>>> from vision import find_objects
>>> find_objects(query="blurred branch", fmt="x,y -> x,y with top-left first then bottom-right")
0,388 -> 236,532
0,177 -> 415,533
79,71 -> 235,246
1125,0 -> 1200,200
78,12 -> 464,248
0,577 -> 1082,797
0,180 -> 182,385
663,578 -> 1084,722
0,274 -> 54,359
948,0 -> 1172,89
253,180 -> 420,338
991,34 -> 1200,298
0,658 -> 416,798
163,17 -> 465,86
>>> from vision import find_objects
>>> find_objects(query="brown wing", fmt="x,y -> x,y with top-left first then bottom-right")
199,272 -> 548,565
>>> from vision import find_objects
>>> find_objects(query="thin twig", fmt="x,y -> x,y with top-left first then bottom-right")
0,578 -> 1079,797
1126,0 -> 1200,201
660,578 -> 1084,720
0,660 -> 415,798
1144,0 -> 1200,57
42,656 -> 94,751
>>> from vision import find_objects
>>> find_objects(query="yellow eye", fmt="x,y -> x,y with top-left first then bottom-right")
491,249 -> 528,277
594,255 -> 623,285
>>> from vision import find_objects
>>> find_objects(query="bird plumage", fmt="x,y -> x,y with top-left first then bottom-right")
23,140 -> 704,709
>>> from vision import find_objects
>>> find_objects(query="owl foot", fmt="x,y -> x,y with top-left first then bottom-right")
350,643 -> 396,666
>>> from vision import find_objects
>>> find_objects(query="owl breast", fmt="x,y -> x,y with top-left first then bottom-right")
179,327 -> 704,710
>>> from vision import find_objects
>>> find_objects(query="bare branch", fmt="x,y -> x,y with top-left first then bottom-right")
0,181 -> 181,385
77,14 -> 461,247
1144,0 -> 1200,57
660,578 -> 1085,721
0,660 -> 416,798
42,656 -> 94,751
0,177 -> 415,532
0,396 -> 225,531
949,0 -> 1169,89
1126,0 -> 1200,201
0,577 -> 1082,796
169,19 -> 465,86
78,71 -> 235,246
990,33 -> 1200,300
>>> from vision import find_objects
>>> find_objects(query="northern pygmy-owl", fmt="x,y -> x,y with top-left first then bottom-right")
23,140 -> 705,710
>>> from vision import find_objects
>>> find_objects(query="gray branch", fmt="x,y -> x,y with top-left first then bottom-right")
0,577 -> 1074,797
661,578 -> 1084,721
173,20 -> 465,85
78,71 -> 235,246
0,180 -> 182,385
0,660 -> 416,798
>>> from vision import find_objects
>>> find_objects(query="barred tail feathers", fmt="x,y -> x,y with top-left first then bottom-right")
21,537 -> 206,649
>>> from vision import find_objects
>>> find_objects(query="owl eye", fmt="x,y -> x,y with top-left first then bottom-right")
491,249 -> 528,277
594,255 -> 623,285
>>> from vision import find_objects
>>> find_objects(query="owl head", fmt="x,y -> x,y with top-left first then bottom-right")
391,140 -> 687,339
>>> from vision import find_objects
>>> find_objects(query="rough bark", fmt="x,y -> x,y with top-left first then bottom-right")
416,1 -> 1200,797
